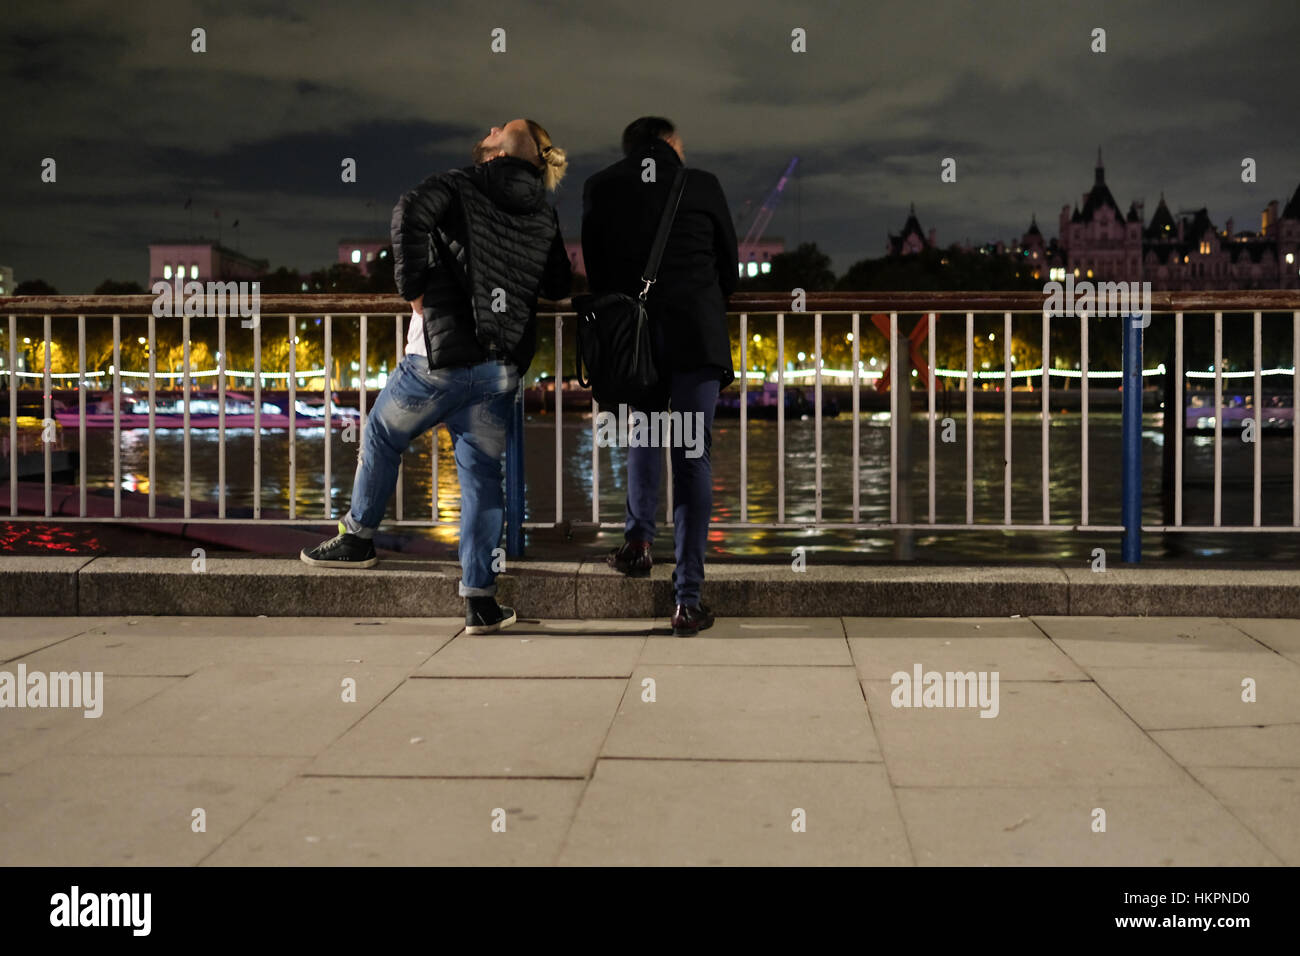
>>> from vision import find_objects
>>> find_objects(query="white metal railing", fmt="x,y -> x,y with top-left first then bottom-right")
4,294 -> 1300,555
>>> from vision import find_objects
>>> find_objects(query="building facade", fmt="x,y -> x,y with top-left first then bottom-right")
338,239 -> 390,277
1056,154 -> 1300,290
148,241 -> 267,287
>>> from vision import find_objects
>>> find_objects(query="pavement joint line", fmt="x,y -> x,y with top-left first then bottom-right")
1148,722 -> 1300,731
852,648 -> 921,866
554,662 -> 640,863
408,674 -> 639,680
297,773 -> 591,781
1065,664 -> 1290,865
595,755 -> 887,764
195,759 -> 316,867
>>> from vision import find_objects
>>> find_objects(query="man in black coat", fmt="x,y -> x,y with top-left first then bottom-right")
582,116 -> 738,636
302,118 -> 572,635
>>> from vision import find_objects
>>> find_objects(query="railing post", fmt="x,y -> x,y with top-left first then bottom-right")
1121,312 -> 1144,563
506,380 -> 525,558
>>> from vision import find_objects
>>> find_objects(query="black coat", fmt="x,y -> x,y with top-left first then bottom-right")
582,139 -> 738,387
392,156 -> 572,374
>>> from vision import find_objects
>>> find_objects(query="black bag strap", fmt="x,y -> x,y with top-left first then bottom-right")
638,166 -> 687,300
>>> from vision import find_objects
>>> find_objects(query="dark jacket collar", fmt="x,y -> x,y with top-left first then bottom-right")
632,137 -> 684,171
466,155 -> 547,214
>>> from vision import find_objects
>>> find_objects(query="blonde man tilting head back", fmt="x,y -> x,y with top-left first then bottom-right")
302,117 -> 573,635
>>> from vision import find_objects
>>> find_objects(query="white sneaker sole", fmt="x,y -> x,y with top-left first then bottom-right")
299,550 -> 378,569
465,608 -> 517,635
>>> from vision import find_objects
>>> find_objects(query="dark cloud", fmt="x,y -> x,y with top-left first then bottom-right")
1,0 -> 1298,290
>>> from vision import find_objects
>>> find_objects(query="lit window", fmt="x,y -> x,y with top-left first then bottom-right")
190,264 -> 198,279
746,262 -> 759,277
366,251 -> 374,262
1086,269 -> 1094,278
351,249 -> 361,264
737,264 -> 745,277
760,261 -> 771,274
1287,253 -> 1295,264
163,264 -> 173,279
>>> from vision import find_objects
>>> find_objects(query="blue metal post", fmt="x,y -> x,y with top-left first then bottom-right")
505,381 -> 525,558
1121,313 -> 1144,562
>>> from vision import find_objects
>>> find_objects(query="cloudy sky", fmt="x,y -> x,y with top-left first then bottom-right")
3,0 -> 1298,292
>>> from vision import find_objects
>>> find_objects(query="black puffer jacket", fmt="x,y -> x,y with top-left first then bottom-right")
392,156 -> 572,373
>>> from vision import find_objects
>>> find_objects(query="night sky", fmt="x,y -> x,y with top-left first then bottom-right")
3,0 -> 1298,293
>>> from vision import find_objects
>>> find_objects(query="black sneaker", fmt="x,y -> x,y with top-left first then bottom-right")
300,521 -> 378,568
466,596 -> 517,634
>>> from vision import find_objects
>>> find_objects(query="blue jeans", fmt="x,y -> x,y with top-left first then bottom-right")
624,367 -> 721,606
343,354 -> 518,597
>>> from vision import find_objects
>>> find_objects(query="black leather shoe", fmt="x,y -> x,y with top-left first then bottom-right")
607,540 -> 652,577
671,603 -> 715,637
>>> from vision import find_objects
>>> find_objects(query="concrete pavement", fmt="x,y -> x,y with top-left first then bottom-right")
0,614 -> 1297,866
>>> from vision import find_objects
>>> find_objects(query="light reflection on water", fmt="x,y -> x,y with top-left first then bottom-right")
51,411 -> 1300,559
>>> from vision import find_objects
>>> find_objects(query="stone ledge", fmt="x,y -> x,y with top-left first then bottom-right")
4,556 -> 1297,617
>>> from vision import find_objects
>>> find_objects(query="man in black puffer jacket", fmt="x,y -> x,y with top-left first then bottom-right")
302,118 -> 572,635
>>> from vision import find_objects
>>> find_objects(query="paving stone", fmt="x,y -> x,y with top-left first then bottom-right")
861,680 -> 1187,787
1033,616 -> 1276,669
640,636 -> 850,667
309,677 -> 627,777
204,777 -> 584,866
0,617 -> 116,662
1151,725 -> 1300,768
559,759 -> 911,866
896,785 -> 1280,866
0,755 -> 307,866
1227,619 -> 1300,665
63,663 -> 412,756
602,665 -> 878,762
1087,661 -> 1300,730
16,623 -> 451,676
416,634 -> 644,678
849,636 -> 1086,681
845,617 -> 1045,639
0,675 -> 178,772
1186,768 -> 1300,865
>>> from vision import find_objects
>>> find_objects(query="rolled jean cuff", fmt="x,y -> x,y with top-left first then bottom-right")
342,512 -> 375,539
458,580 -> 498,598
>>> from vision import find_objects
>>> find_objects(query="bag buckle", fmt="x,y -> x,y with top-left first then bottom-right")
638,277 -> 654,299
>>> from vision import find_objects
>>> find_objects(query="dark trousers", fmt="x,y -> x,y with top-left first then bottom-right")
624,366 -> 720,606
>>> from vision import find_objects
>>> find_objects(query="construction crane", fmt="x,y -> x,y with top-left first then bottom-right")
738,157 -> 798,264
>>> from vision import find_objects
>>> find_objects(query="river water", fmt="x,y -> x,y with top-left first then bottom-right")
48,409 -> 1300,561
